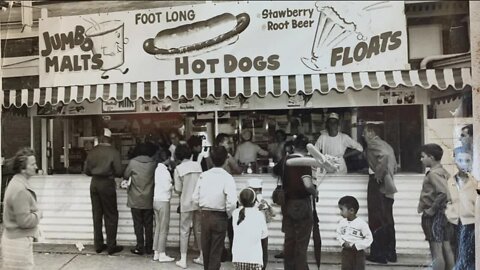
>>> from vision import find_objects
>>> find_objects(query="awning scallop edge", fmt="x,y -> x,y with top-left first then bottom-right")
2,68 -> 471,108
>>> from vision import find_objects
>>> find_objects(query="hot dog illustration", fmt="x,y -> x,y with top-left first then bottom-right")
143,12 -> 250,56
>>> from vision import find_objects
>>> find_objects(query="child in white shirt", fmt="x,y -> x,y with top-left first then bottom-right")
336,196 -> 373,270
232,188 -> 268,270
152,162 -> 175,262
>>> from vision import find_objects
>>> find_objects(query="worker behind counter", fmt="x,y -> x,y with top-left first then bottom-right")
234,129 -> 269,173
314,112 -> 363,174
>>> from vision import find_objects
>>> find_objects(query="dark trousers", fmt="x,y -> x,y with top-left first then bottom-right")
283,198 -> 313,270
131,208 -> 154,252
454,223 -> 475,270
367,175 -> 396,260
341,248 -> 365,270
90,177 -> 119,251
201,210 -> 228,270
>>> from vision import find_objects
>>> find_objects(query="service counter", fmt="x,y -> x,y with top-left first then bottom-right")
29,173 -> 429,254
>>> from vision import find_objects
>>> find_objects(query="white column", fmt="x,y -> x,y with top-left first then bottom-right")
21,1 -> 33,33
469,1 -> 480,268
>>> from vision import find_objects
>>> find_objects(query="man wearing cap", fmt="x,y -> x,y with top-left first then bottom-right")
84,128 -> 124,255
314,112 -> 363,174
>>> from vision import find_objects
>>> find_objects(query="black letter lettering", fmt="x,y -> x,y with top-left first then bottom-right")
342,47 -> 353,66
175,57 -> 189,75
388,31 -> 402,51
366,35 -> 380,59
51,34 -> 62,51
135,13 -> 141,24
72,55 -> 82,71
353,42 -> 368,62
81,54 -> 91,70
330,47 -> 343,67
80,37 -> 93,52
238,57 -> 252,72
192,59 -> 205,74
60,32 -> 75,50
41,32 -> 52,56
91,54 -> 103,70
45,56 -> 58,72
224,54 -> 237,73
253,56 -> 267,71
74,26 -> 85,46
379,31 -> 392,53
267,55 -> 280,70
206,59 -> 219,73
60,55 -> 73,72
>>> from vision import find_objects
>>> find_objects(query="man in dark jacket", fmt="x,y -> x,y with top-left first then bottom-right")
363,124 -> 398,264
85,128 -> 123,255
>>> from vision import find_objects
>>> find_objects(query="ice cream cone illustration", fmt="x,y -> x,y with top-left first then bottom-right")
302,4 -> 362,71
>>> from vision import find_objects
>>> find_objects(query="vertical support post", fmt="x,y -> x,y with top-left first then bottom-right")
30,114 -> 34,148
41,118 -> 47,173
21,1 -> 33,33
63,118 -> 69,171
49,118 -> 53,171
0,16 -> 3,206
214,110 -> 218,138
469,1 -> 480,268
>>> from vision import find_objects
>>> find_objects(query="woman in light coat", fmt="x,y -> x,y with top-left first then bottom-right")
2,148 -> 41,270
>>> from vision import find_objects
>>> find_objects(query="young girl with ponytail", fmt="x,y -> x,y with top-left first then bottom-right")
232,188 -> 269,270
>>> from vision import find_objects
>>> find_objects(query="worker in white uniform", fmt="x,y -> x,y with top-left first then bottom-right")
314,112 -> 363,174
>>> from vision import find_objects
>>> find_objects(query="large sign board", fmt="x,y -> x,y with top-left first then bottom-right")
39,1 -> 408,87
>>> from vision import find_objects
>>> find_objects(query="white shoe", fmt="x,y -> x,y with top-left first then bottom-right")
175,260 -> 187,269
153,252 -> 159,261
158,255 -> 175,262
193,257 -> 204,265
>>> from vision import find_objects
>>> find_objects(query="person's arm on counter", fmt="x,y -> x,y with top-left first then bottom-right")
226,154 -> 243,175
343,134 -> 363,155
255,144 -> 269,157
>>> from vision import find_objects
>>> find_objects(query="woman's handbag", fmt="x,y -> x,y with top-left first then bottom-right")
272,157 -> 287,206
272,184 -> 285,206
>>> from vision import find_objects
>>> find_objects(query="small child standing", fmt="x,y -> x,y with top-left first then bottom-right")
232,188 -> 269,270
417,143 -> 454,270
152,161 -> 175,262
247,178 -> 275,223
445,149 -> 476,269
336,196 -> 373,270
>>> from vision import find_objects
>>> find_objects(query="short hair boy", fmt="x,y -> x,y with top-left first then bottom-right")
336,196 -> 373,270
418,143 -> 455,269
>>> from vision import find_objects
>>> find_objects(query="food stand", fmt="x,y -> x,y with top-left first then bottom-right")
1,1 -> 473,254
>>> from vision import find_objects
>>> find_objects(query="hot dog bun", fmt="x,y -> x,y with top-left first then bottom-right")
306,143 -> 339,173
144,13 -> 250,55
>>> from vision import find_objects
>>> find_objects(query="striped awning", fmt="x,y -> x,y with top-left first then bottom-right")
2,68 -> 471,108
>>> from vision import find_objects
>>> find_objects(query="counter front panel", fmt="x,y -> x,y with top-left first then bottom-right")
29,173 -> 429,254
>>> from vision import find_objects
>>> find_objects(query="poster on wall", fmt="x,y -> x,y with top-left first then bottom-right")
39,1 -> 408,87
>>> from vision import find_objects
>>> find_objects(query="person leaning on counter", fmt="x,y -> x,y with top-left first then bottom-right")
314,112 -> 363,174
234,129 -> 269,168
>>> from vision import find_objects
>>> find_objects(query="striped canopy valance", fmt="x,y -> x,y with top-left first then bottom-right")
2,68 -> 471,108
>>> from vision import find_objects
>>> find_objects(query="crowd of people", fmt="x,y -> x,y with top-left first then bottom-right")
1,120 -> 477,270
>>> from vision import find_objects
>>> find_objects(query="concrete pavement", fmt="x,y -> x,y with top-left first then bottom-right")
0,243 -> 432,270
